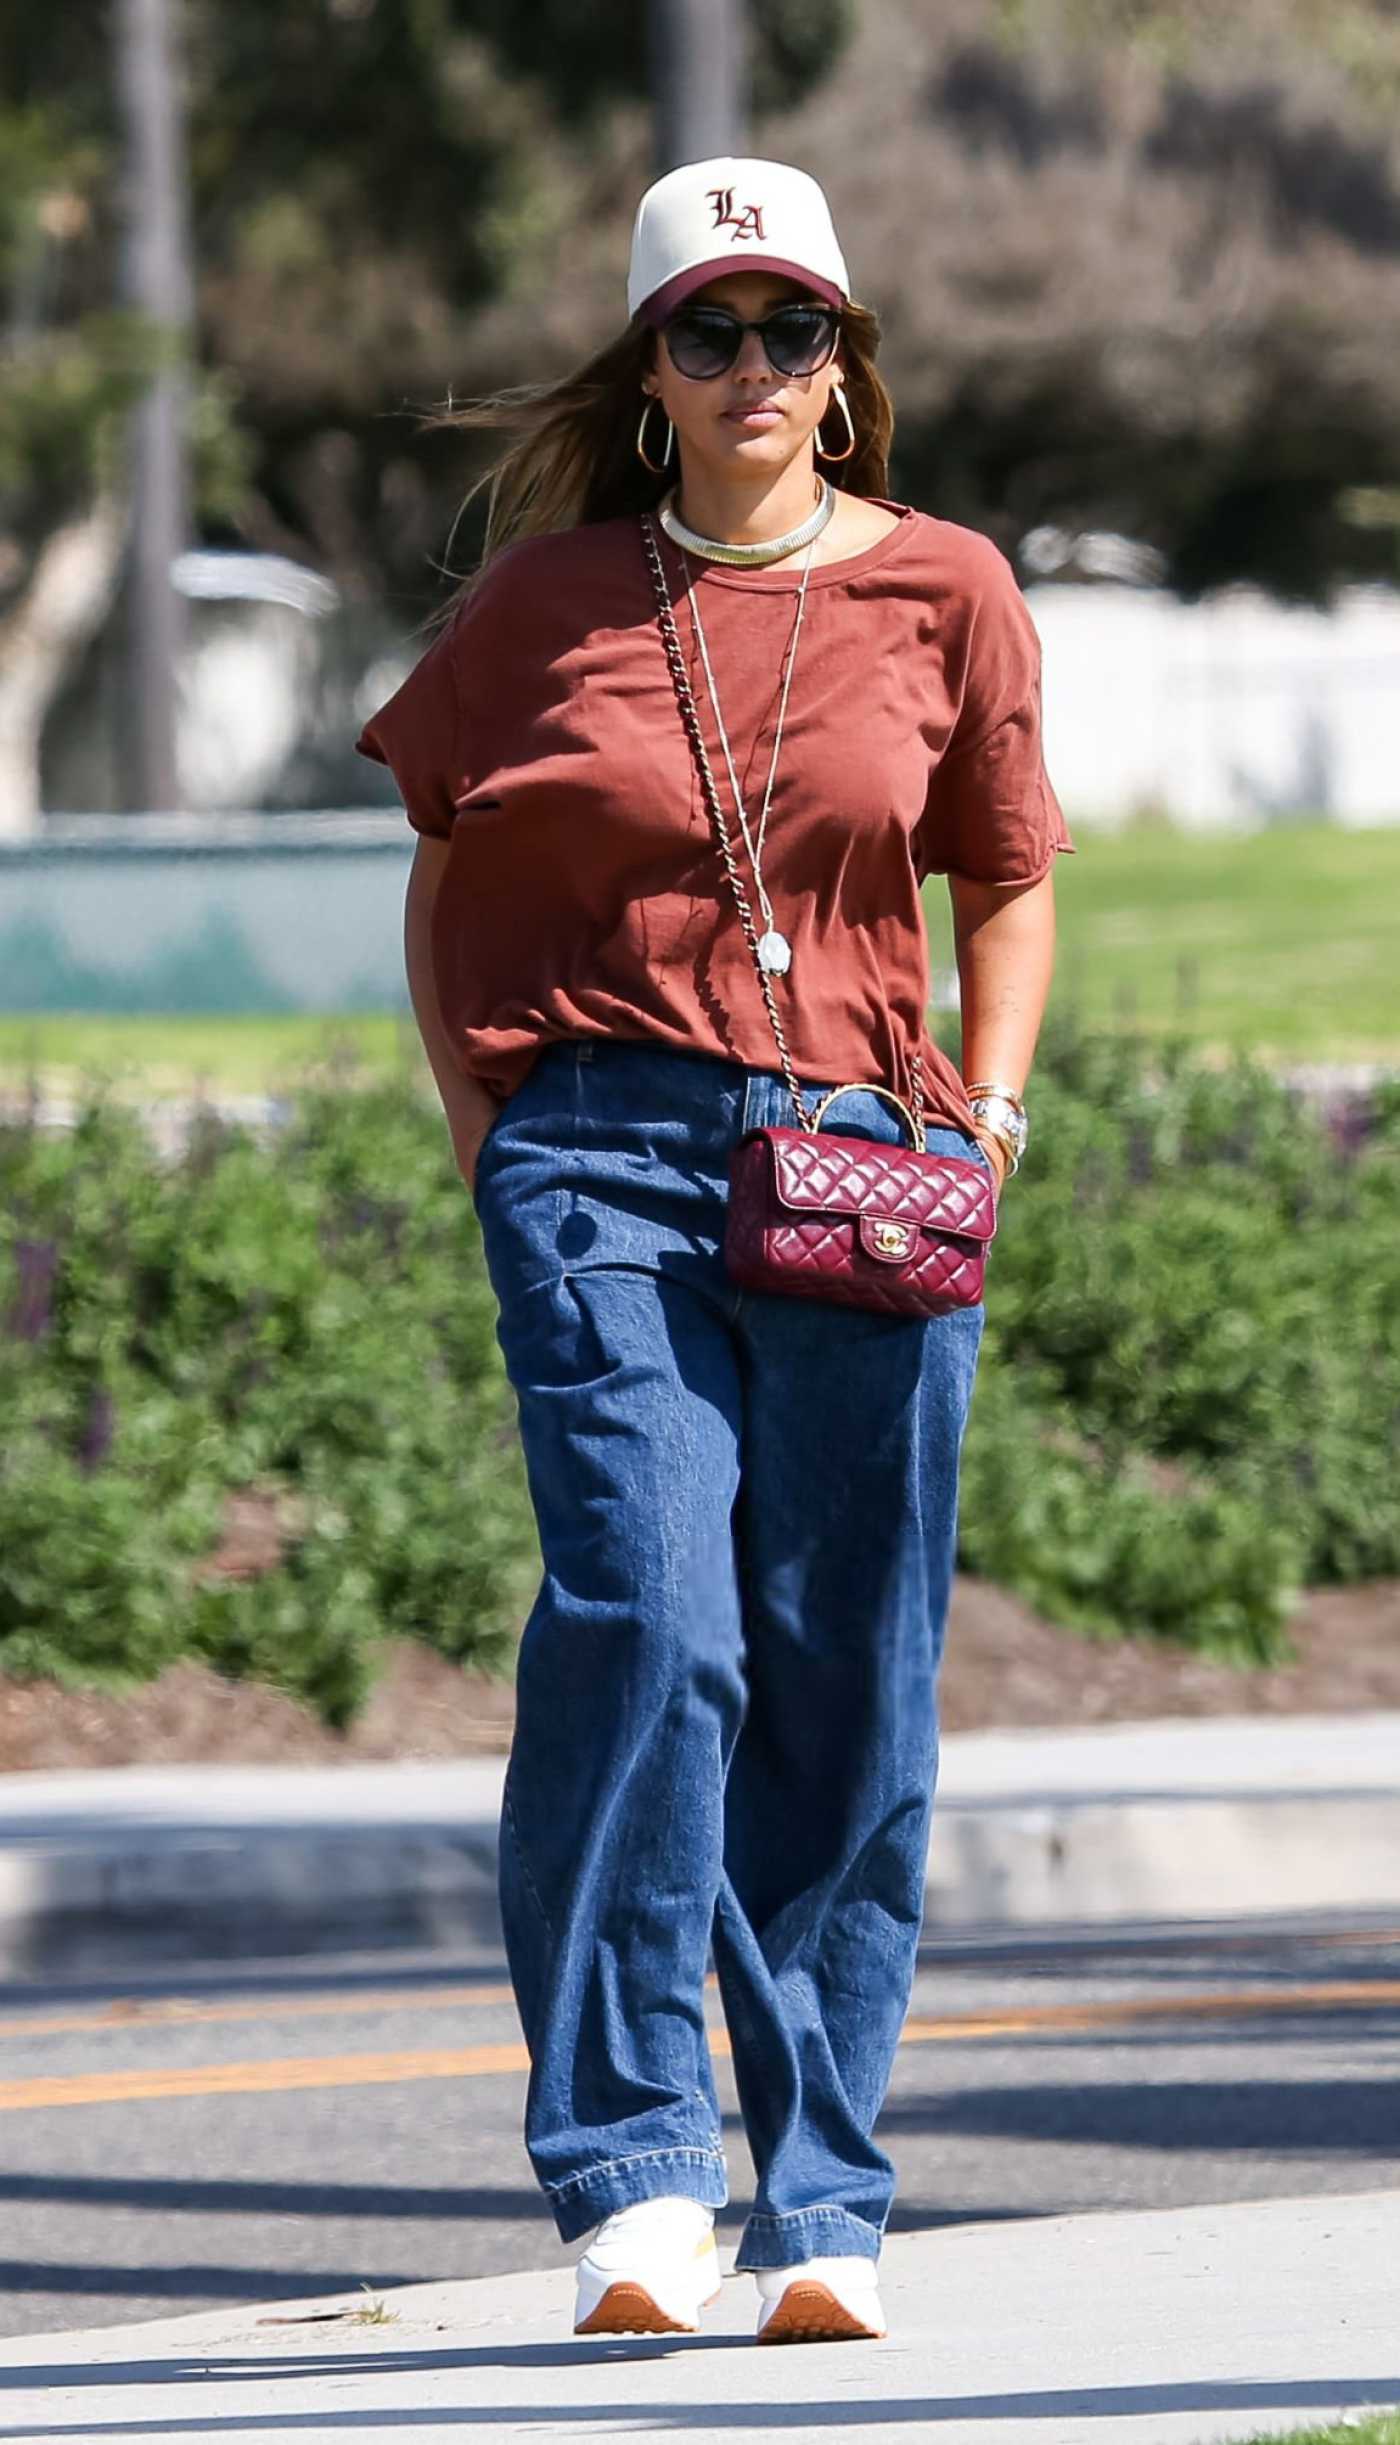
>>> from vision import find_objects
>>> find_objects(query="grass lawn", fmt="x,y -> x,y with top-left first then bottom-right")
0,1012 -> 424,1101
927,817 -> 1400,1062
2,820 -> 1397,1097
1228,2418 -> 1400,2444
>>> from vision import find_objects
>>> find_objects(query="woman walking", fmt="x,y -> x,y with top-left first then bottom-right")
355,155 -> 1072,2346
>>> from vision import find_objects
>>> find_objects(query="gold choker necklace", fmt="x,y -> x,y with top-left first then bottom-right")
656,478 -> 836,567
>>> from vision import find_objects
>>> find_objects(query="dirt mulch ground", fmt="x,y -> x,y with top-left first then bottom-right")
0,1577 -> 1395,1773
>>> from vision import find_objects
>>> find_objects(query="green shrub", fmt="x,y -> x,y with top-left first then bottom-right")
956,1017 -> 1400,1654
0,1078 -> 533,1722
956,1358 -> 1303,1663
2,1022 -> 1395,1717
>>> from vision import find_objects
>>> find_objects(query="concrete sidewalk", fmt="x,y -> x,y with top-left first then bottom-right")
0,2188 -> 1394,2442
1,1713 -> 1397,1976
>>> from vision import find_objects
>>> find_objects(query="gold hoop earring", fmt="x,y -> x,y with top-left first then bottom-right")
815,380 -> 856,463
636,395 -> 675,474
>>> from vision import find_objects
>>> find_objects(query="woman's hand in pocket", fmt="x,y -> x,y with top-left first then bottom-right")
403,846 -> 506,1195
451,1121 -> 489,1197
436,1079 -> 505,1198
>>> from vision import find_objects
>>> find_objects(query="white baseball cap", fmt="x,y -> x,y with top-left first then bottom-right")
627,155 -> 850,327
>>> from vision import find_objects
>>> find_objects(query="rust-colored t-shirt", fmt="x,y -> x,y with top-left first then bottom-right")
354,497 -> 1073,1131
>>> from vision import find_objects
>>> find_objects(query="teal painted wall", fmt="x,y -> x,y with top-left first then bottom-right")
0,816 -> 415,1014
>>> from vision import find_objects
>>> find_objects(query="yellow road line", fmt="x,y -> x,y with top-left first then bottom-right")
0,2044 -> 534,2111
902,1979 -> 1400,2043
0,1984 -> 518,2043
0,1980 -> 1396,2115
3,1927 -> 1394,2047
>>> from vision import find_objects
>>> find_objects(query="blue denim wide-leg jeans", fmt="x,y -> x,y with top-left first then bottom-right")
471,1036 -> 988,2271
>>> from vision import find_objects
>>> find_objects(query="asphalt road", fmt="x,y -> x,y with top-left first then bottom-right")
0,1913 -> 1396,2339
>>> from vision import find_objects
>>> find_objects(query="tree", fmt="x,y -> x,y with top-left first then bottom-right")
215,0 -> 1393,609
6,0 -> 1399,829
0,0 -> 850,826
795,0 -> 1400,598
0,10 -> 244,834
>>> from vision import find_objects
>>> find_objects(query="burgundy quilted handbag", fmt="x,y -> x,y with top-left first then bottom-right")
642,511 -> 998,1319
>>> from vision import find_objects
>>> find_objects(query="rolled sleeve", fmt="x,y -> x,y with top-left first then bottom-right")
915,547 -> 1074,887
354,613 -> 466,841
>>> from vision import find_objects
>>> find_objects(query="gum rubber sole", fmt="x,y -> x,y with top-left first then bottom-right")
574,2279 -> 722,2336
756,2279 -> 886,2343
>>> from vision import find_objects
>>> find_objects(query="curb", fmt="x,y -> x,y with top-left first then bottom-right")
0,1824 -> 504,1978
1,1718 -> 1397,1976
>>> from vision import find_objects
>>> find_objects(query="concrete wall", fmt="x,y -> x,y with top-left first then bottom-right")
1028,579 -> 1400,831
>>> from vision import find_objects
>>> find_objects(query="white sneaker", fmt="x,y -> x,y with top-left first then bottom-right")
573,2194 -> 721,2335
753,2253 -> 887,2342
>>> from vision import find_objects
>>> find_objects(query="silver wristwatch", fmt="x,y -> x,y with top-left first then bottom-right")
967,1091 -> 1028,1173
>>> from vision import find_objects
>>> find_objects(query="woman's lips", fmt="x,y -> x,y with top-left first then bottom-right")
723,403 -> 784,426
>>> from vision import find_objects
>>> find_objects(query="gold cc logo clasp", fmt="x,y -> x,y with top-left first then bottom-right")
873,1220 -> 912,1257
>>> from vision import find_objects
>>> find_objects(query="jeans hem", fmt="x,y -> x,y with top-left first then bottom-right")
544,2145 -> 730,2245
732,2205 -> 884,2270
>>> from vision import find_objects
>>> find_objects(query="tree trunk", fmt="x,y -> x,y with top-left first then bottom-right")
0,492 -> 126,841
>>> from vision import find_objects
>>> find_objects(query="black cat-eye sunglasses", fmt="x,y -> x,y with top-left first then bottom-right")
660,301 -> 842,382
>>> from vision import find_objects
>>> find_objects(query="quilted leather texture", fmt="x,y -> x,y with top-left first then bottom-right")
725,1126 -> 997,1318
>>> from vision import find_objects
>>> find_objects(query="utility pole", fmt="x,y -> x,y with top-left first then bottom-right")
115,0 -> 194,812
650,0 -> 747,175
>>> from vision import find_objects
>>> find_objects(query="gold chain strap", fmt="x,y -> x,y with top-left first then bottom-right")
641,512 -> 928,1150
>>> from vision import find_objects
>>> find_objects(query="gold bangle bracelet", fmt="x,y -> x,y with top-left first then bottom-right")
963,1080 -> 1026,1114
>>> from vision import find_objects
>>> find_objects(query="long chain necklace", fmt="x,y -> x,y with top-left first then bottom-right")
680,536 -> 817,976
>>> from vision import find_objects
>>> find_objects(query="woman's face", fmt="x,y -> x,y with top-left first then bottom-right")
642,269 -> 844,481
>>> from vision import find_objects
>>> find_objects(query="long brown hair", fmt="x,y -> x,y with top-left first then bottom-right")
419,301 -> 894,627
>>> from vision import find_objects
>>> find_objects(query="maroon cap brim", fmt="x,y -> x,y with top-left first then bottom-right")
640,257 -> 846,326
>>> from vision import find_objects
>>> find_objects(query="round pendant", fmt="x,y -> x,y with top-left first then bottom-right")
757,928 -> 792,976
